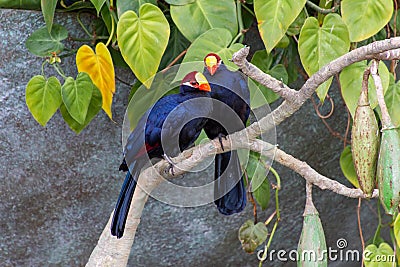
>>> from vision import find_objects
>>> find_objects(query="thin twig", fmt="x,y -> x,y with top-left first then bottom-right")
244,170 -> 258,224
306,0 -> 339,14
115,75 -> 133,87
161,49 -> 187,74
357,198 -> 365,252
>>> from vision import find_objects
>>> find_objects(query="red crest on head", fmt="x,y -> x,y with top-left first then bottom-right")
203,53 -> 221,63
181,71 -> 198,84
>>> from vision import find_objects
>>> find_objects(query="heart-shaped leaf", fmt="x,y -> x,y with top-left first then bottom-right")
117,0 -> 156,17
255,0 -> 306,53
340,146 -> 360,188
364,242 -> 395,267
41,0 -> 57,32
341,0 -> 393,42
117,4 -> 170,88
170,0 -> 237,42
61,72 -> 95,124
384,75 -> 400,127
298,14 -> 350,102
340,61 -> 389,118
25,24 -> 68,57
90,0 -> 106,15
76,43 -> 115,119
238,219 -> 268,253
60,86 -> 102,134
25,75 -> 62,126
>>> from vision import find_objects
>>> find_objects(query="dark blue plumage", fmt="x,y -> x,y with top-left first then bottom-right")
111,72 -> 212,238
203,53 -> 250,215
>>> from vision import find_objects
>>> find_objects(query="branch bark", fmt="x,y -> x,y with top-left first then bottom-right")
86,37 -> 400,266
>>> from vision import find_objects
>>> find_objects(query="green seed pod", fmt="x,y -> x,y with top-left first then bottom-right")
297,201 -> 327,267
377,128 -> 400,215
351,87 -> 380,197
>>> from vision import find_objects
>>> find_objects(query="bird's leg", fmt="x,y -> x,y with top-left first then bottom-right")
217,133 -> 227,151
163,154 -> 176,176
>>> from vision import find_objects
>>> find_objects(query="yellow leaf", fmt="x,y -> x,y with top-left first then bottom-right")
76,43 -> 115,119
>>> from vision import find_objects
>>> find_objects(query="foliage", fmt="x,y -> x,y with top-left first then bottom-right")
15,0 -> 400,264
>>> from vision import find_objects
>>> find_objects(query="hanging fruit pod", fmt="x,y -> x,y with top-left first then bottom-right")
377,127 -> 400,215
351,85 -> 380,197
297,195 -> 327,266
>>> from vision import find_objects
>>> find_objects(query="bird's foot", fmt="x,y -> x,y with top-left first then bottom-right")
163,154 -> 176,176
217,133 -> 227,151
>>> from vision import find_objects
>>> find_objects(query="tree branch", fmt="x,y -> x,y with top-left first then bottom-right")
87,37 -> 400,266
233,37 -> 400,140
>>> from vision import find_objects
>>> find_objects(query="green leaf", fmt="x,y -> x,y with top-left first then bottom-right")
254,0 -> 306,53
61,72 -> 95,124
90,0 -> 106,15
0,0 -> 40,9
60,86 -> 102,134
165,0 -> 195,5
384,75 -> 400,128
25,75 -> 62,126
298,14 -> 350,102
341,0 -> 393,42
394,214 -> 400,249
284,38 -> 300,84
117,4 -> 170,88
253,177 -> 270,210
364,243 -> 395,267
117,0 -> 156,17
287,10 -> 306,36
238,220 -> 268,253
160,17 -> 191,69
182,28 -> 244,72
250,50 -> 288,104
60,0 -> 94,10
170,0 -> 237,42
41,0 -> 57,32
340,146 -> 360,188
275,35 -> 290,49
247,152 -> 269,210
340,61 -> 390,118
390,10 -> 400,36
25,24 -> 68,57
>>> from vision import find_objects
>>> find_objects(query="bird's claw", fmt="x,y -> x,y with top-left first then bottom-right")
218,133 -> 227,151
163,154 -> 176,176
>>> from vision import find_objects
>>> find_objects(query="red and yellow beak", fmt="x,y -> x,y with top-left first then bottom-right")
195,72 -> 211,92
205,55 -> 219,76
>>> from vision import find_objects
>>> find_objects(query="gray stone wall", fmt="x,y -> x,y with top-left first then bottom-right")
0,8 -> 377,267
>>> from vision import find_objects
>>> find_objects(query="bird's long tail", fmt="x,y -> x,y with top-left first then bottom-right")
111,161 -> 139,238
214,150 -> 246,215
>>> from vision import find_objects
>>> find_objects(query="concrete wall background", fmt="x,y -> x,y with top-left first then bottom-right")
0,9 -> 379,267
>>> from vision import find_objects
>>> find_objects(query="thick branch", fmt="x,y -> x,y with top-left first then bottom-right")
232,46 -> 298,101
87,38 -> 400,266
366,48 -> 400,60
233,37 -> 400,140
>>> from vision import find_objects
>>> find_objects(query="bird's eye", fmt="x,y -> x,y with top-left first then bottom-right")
190,81 -> 198,86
